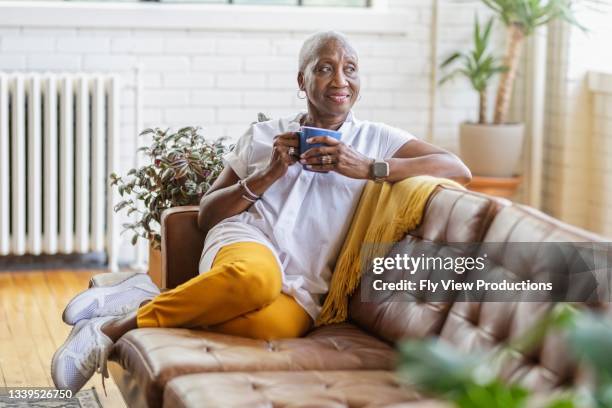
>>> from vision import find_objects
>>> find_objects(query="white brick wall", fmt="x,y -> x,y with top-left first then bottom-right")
0,1 -> 489,265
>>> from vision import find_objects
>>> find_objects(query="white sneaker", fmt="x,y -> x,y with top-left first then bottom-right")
51,316 -> 115,394
62,273 -> 160,325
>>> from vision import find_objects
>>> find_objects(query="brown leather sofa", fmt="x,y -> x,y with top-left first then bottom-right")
107,186 -> 610,408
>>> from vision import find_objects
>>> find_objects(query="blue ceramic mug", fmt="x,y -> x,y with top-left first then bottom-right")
296,126 -> 342,170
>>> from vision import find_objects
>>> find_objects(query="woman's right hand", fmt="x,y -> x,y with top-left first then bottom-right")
199,132 -> 298,234
264,132 -> 300,180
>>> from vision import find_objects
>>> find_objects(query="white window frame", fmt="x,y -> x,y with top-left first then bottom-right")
0,0 -> 407,34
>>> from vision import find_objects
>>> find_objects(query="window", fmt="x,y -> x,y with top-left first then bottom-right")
64,0 -> 370,6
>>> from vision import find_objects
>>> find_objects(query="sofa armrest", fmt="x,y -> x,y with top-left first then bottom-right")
161,206 -> 206,289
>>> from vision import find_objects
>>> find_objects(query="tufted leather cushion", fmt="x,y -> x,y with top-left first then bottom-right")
438,204 -> 611,391
412,187 -> 508,243
109,323 -> 395,408
162,371 -> 450,408
349,187 -> 509,344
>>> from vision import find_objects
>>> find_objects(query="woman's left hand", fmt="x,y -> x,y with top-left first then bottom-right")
300,136 -> 371,179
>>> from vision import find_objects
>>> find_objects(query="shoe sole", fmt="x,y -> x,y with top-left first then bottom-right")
62,273 -> 156,325
51,318 -> 89,391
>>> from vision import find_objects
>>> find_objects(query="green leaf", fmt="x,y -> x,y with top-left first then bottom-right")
482,0 -> 503,15
567,312 -> 612,378
161,168 -> 175,183
113,200 -> 131,212
398,340 -> 478,395
139,128 -> 155,136
438,69 -> 462,86
483,17 -> 494,44
440,52 -> 462,68
546,398 -> 576,408
482,0 -> 598,33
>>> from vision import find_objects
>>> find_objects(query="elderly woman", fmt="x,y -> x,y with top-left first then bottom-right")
52,31 -> 471,392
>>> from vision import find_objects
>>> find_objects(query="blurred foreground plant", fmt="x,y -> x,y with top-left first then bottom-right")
110,127 -> 230,249
398,304 -> 612,408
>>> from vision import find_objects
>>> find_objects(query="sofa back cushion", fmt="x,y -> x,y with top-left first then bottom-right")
438,204 -> 610,391
349,186 -> 508,343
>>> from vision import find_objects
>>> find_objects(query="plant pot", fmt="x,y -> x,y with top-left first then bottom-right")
459,122 -> 524,177
148,241 -> 162,289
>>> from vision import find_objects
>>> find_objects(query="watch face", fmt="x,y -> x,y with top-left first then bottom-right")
373,161 -> 389,178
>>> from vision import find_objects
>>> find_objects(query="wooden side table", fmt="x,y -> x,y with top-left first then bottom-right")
467,176 -> 522,199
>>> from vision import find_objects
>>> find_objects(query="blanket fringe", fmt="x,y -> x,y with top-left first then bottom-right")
316,176 -> 463,327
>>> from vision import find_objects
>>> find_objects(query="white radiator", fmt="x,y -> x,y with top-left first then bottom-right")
0,73 -> 119,270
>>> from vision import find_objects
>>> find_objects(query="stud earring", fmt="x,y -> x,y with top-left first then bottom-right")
297,90 -> 307,99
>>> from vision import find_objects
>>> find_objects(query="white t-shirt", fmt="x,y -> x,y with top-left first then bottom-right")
198,111 -> 415,320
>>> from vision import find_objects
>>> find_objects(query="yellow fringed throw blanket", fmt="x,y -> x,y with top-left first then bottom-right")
316,175 -> 464,327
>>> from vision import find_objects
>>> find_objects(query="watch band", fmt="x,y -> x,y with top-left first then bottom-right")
371,159 -> 389,182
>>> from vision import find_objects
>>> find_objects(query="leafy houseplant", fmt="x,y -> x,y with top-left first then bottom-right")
440,16 -> 508,125
440,0 -> 592,177
110,127 -> 229,251
483,0 -> 591,124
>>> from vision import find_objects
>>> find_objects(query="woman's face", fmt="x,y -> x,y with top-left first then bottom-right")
299,39 -> 360,119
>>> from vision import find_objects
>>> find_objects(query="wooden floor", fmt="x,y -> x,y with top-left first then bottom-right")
0,269 -> 126,408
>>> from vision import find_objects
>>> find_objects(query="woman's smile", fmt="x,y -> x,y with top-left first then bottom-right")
327,92 -> 351,104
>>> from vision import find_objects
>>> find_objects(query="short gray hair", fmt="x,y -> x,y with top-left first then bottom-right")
298,31 -> 357,72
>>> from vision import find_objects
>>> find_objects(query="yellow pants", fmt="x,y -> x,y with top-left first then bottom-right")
137,242 -> 312,340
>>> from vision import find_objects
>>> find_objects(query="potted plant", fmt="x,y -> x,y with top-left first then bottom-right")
441,1 -> 590,177
440,16 -> 511,177
110,127 -> 229,285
